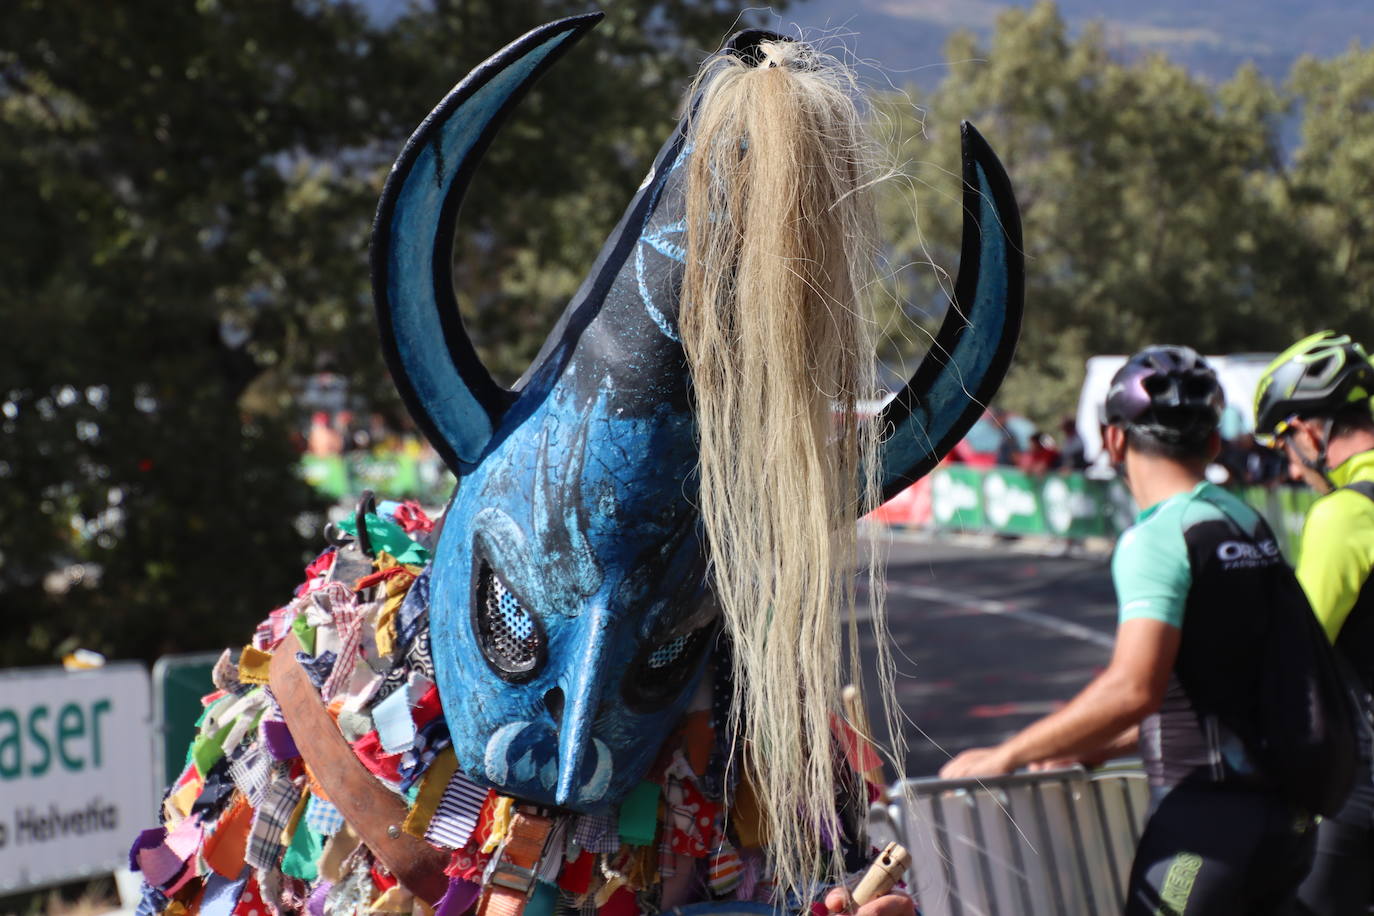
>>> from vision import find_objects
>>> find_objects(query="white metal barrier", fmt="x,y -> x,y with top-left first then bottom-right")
868,764 -> 1150,916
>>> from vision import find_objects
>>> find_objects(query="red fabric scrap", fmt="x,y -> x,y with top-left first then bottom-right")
599,887 -> 639,916
297,548 -> 337,596
231,875 -> 263,916
445,846 -> 491,882
370,863 -> 399,892
830,713 -> 883,775
393,501 -> 434,534
412,685 -> 443,730
557,848 -> 596,895
668,778 -> 719,858
350,730 -> 404,783
469,791 -> 498,851
354,565 -> 412,592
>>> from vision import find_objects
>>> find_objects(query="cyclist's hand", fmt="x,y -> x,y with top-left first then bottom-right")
938,746 -> 1014,779
824,888 -> 914,916
1027,757 -> 1083,772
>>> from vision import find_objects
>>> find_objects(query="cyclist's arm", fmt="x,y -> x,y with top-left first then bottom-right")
1297,492 -> 1374,642
997,620 -> 1176,768
942,620 -> 1178,777
1096,723 -> 1141,758
942,513 -> 1188,780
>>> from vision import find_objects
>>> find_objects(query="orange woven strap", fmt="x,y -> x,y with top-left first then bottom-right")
269,633 -> 450,904
477,809 -> 555,916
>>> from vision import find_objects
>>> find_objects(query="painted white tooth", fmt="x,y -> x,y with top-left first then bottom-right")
540,758 -> 559,789
483,721 -> 529,785
578,738 -> 614,803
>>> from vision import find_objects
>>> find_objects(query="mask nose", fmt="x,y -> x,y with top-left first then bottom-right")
554,609 -> 614,806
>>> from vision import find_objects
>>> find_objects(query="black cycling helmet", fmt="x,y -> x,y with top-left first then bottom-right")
1254,331 -> 1374,447
1104,345 -> 1225,442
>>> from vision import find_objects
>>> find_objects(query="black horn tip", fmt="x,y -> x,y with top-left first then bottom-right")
724,29 -> 792,65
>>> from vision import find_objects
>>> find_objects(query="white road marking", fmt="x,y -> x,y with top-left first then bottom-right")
883,579 -> 1117,650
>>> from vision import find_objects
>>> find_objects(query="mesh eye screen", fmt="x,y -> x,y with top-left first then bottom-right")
647,633 -> 691,668
480,568 -> 539,669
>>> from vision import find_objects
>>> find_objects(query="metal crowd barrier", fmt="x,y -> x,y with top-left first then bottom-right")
868,764 -> 1149,916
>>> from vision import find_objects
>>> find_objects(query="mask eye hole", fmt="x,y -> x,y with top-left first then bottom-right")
622,622 -> 716,713
647,634 -> 693,669
474,561 -> 545,682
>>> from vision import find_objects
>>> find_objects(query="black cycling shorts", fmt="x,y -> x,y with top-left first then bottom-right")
1124,784 -> 1315,916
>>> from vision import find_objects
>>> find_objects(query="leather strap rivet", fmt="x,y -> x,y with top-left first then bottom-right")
387,824 -> 401,839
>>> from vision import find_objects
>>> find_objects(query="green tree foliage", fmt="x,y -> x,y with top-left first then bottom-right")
1288,44 -> 1374,338
0,0 -> 780,665
876,2 -> 1372,423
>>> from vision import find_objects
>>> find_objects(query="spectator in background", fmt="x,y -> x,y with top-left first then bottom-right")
1017,428 -> 1061,474
1217,431 -> 1287,487
1056,416 -> 1088,471
988,407 -> 1022,466
307,411 -> 343,457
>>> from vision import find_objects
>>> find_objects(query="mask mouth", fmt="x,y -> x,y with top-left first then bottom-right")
544,685 -> 565,728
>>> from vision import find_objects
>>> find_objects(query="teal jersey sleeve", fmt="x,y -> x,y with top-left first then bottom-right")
1112,500 -> 1191,628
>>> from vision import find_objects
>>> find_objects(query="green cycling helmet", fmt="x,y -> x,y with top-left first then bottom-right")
1254,331 -> 1374,446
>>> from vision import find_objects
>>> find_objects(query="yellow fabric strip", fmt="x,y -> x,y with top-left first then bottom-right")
168,780 -> 201,820
281,787 -> 310,846
368,886 -> 415,914
481,796 -> 515,854
403,748 -> 458,839
238,645 -> 273,685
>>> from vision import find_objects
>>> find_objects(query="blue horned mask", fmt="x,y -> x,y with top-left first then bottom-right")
370,14 -> 1024,812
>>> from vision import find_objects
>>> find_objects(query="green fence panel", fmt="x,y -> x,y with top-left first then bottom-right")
151,652 -> 220,789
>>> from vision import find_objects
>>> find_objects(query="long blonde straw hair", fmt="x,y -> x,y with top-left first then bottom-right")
679,37 -> 897,898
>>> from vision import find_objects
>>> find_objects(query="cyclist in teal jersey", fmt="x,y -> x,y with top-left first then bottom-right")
943,346 -> 1317,915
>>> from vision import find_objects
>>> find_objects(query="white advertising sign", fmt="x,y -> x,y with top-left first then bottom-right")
0,664 -> 156,893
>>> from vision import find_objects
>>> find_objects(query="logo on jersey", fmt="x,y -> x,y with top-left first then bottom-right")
1216,538 -> 1281,569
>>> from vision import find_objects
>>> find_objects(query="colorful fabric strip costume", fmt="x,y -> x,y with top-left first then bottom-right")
132,13 -> 1023,916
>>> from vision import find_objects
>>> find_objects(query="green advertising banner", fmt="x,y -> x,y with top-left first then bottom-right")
1040,474 -> 1110,538
926,467 -> 1318,549
351,454 -> 421,498
300,455 -> 350,500
299,454 -> 456,508
981,468 -> 1047,535
930,466 -> 985,529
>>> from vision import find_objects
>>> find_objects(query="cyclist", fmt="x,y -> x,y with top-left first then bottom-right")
1255,330 -> 1374,914
943,345 -> 1317,914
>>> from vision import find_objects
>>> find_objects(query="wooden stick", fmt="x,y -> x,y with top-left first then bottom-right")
842,684 -> 886,786
851,842 -> 912,906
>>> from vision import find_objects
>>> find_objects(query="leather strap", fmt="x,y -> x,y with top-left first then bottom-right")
269,633 -> 450,904
477,809 -> 555,916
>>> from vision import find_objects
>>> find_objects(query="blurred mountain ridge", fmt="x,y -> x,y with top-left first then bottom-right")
791,0 -> 1374,86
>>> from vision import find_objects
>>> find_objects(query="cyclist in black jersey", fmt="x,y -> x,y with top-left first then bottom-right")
943,346 -> 1317,915
1256,332 -> 1374,915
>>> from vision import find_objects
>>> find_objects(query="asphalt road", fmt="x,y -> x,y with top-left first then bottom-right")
852,531 -> 1119,779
